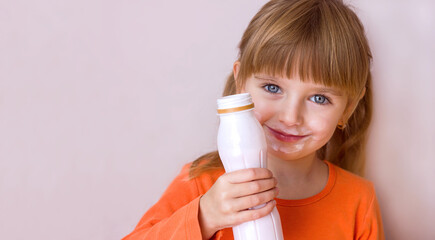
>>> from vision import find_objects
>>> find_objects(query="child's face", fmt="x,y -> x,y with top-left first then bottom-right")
240,73 -> 350,162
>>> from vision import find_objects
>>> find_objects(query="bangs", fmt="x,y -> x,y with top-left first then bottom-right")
237,0 -> 371,97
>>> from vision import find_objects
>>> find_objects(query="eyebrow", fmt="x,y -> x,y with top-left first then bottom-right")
313,88 -> 344,96
254,75 -> 278,82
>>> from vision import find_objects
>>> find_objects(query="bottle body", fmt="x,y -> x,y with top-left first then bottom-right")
217,93 -> 284,240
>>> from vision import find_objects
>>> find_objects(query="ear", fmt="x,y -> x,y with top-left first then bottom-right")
233,61 -> 243,93
359,87 -> 366,101
340,87 -> 366,123
233,61 -> 240,80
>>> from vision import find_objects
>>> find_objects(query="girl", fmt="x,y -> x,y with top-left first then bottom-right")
124,0 -> 384,239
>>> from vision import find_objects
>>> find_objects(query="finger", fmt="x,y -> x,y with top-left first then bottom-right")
230,200 -> 276,226
231,177 -> 277,197
226,168 -> 274,184
232,187 -> 279,211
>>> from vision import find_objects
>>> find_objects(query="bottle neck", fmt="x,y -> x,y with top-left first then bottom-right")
217,93 -> 253,113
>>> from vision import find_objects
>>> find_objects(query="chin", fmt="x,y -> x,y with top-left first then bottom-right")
268,147 -> 302,161
266,143 -> 321,162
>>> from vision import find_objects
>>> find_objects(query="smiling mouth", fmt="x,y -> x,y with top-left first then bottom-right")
265,126 -> 308,143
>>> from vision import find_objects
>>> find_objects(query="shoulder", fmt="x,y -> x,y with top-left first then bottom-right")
325,162 -> 384,238
328,162 -> 381,219
328,163 -> 384,237
329,162 -> 376,199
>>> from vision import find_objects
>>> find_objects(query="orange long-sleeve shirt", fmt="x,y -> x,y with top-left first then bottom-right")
123,161 -> 384,239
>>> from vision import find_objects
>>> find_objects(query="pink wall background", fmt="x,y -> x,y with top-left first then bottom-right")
1,0 -> 434,239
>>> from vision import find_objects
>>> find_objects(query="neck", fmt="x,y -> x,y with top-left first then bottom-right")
267,153 -> 328,199
268,153 -> 319,182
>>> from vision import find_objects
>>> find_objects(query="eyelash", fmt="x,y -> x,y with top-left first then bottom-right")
310,95 -> 331,105
262,83 -> 281,94
262,83 -> 332,105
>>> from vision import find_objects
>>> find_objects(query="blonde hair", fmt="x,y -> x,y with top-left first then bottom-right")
190,0 -> 372,178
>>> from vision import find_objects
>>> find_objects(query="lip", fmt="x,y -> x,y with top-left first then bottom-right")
265,126 -> 308,143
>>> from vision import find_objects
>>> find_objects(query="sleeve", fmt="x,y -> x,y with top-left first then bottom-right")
122,164 -> 204,240
357,184 -> 385,240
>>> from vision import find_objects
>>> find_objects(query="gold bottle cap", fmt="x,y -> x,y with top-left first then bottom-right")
217,103 -> 254,114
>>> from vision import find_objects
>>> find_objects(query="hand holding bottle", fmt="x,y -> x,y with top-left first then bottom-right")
198,168 -> 278,239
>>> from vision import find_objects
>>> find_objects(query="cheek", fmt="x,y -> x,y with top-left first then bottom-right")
253,104 -> 269,124
252,100 -> 275,124
306,115 -> 338,140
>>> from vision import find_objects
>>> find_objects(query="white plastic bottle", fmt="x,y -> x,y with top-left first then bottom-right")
217,93 -> 284,240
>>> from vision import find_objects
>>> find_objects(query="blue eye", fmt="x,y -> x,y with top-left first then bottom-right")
264,84 -> 281,94
310,95 -> 330,105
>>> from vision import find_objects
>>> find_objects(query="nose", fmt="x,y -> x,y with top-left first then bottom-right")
278,98 -> 304,127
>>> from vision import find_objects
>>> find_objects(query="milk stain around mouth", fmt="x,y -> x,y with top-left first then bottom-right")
265,133 -> 309,154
